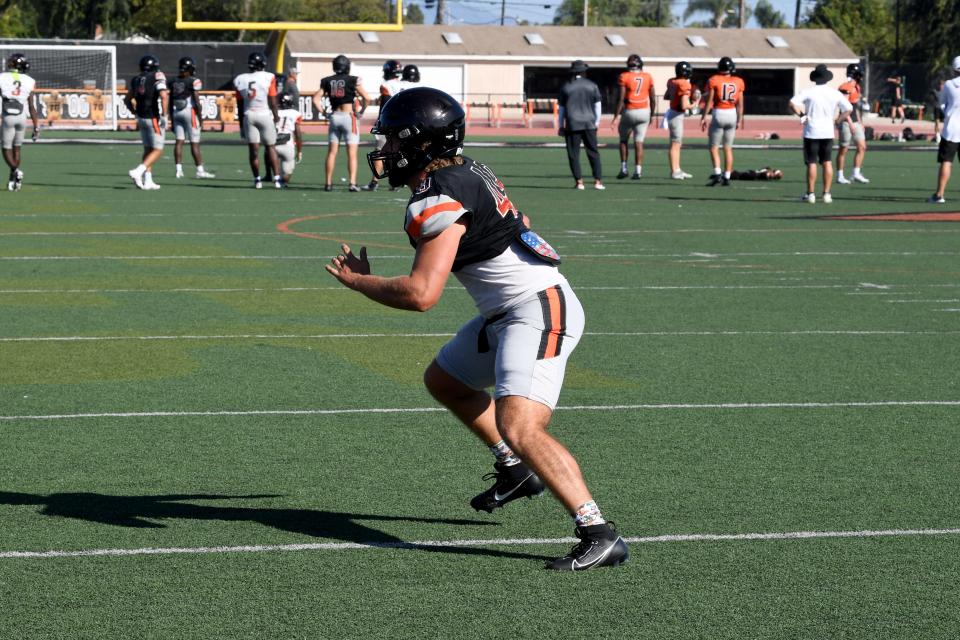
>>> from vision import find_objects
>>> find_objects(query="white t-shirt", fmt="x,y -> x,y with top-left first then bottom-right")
380,78 -> 404,98
0,71 -> 36,107
941,77 -> 960,143
233,71 -> 277,113
790,84 -> 852,139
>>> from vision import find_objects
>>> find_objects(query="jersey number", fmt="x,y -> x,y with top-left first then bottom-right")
247,81 -> 258,100
11,81 -> 21,96
633,78 -> 644,97
470,162 -> 517,218
330,79 -> 346,98
721,83 -> 738,103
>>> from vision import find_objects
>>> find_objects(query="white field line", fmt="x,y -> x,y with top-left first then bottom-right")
3,527 -> 960,560
3,330 -> 960,344
3,401 -> 960,422
3,251 -> 960,261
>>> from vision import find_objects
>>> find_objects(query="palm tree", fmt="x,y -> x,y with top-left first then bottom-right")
683,0 -> 738,28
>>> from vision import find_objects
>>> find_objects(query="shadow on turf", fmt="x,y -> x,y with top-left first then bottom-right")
0,491 -> 552,562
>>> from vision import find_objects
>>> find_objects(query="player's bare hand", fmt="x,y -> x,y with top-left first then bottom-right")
296,151 -> 303,163
700,119 -> 707,132
325,243 -> 370,287
31,128 -> 39,142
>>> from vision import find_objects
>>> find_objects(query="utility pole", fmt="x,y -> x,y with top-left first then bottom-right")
739,0 -> 746,28
794,0 -> 801,27
435,0 -> 446,24
583,0 -> 588,26
500,0 -> 506,25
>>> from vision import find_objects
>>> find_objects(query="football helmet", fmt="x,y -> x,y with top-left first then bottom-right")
6,53 -> 29,73
718,56 -> 736,73
248,52 -> 267,71
402,64 -> 420,83
179,57 -> 196,74
278,92 -> 295,109
846,63 -> 863,80
626,54 -> 643,70
675,61 -> 693,79
367,87 -> 465,188
333,54 -> 351,74
139,55 -> 159,73
382,59 -> 402,79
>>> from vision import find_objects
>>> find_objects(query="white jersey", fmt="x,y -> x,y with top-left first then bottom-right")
401,81 -> 420,92
233,71 -> 277,113
380,78 -> 404,98
789,84 -> 852,139
941,77 -> 960,143
276,108 -> 301,136
0,71 -> 36,107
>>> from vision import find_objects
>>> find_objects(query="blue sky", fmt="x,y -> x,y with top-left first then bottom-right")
422,0 -> 805,28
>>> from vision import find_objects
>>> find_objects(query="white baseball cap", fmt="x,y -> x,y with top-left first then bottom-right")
953,55 -> 960,71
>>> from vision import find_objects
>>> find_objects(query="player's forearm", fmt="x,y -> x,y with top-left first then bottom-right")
349,274 -> 439,312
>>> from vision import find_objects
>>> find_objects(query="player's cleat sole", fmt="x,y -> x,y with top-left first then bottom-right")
128,169 -> 145,189
470,462 -> 545,513
546,523 -> 629,571
822,193 -> 833,204
616,170 -> 628,179
852,174 -> 870,183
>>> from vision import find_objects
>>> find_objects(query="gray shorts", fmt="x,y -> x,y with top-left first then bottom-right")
435,281 -> 584,410
276,140 -> 297,177
172,108 -> 200,143
839,121 -> 865,148
243,111 -> 277,146
708,109 -> 738,147
1,113 -> 27,149
329,110 -> 359,145
665,109 -> 685,142
137,116 -> 165,150
618,108 -> 651,143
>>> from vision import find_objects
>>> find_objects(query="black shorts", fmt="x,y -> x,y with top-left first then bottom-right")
935,107 -> 945,122
892,98 -> 904,108
937,139 -> 960,163
803,138 -> 833,165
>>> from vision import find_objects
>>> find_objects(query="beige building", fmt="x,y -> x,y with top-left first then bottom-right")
281,25 -> 859,116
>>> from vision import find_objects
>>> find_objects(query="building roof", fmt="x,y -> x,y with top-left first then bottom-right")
287,25 -> 858,64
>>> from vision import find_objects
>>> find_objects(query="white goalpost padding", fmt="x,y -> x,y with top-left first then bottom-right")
0,44 -> 118,130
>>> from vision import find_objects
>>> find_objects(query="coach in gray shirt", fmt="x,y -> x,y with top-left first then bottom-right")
558,60 -> 605,190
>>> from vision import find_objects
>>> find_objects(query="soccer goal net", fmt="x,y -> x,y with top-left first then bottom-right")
0,45 -> 117,130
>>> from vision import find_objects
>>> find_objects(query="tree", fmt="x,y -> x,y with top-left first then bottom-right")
405,2 -> 424,23
682,0 -> 747,28
0,1 -> 38,37
753,0 -> 787,28
30,0 -> 132,39
901,0 -> 960,76
803,0 -> 894,60
553,0 -> 673,26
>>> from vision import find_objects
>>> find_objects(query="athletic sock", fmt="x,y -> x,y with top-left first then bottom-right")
175,163 -> 183,172
489,440 -> 521,466
573,500 -> 606,527
723,171 -> 731,179
635,164 -> 642,175
132,164 -> 146,176
620,161 -> 627,172
838,170 -> 846,179
197,165 -> 205,172
853,167 -> 862,177
713,167 -> 721,175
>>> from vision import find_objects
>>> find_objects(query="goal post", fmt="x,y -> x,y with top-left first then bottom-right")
0,44 -> 118,131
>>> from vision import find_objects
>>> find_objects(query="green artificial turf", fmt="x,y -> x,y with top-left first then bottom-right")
1,140 -> 959,638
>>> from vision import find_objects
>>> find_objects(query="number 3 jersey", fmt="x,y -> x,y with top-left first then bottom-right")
404,157 -> 567,317
0,71 -> 36,107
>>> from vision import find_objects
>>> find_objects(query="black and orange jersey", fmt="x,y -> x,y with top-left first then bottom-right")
169,76 -> 202,111
130,71 -> 167,118
404,157 -> 523,272
838,79 -> 862,122
321,73 -> 360,109
707,74 -> 745,110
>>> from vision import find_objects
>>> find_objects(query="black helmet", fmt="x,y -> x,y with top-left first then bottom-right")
278,92 -> 295,109
139,55 -> 159,73
6,53 -> 29,73
333,54 -> 351,74
718,56 -> 736,73
626,54 -> 643,70
179,56 -> 196,74
248,52 -> 267,71
846,63 -> 863,80
382,59 -> 402,79
402,64 -> 420,83
367,87 -> 465,188
675,61 -> 693,79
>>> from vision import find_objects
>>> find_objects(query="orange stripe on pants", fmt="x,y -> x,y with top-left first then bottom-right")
540,286 -> 564,359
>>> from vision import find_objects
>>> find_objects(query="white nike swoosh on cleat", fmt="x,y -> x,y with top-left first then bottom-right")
570,538 -> 620,571
493,474 -> 534,502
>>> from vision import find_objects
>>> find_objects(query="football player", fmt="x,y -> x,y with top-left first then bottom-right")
836,63 -> 869,184
363,59 -> 405,191
610,54 -> 655,179
274,93 -> 303,184
0,52 -> 38,191
401,64 -> 420,88
701,56 -> 745,186
170,57 -> 214,180
124,54 -> 169,190
233,51 -> 281,189
663,60 -> 694,180
313,54 -> 370,191
326,87 -> 628,571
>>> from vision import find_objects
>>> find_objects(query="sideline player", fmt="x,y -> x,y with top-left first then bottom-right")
313,54 -> 370,192
0,52 -> 38,191
363,59 -> 404,191
234,52 -> 281,189
326,87 -> 628,571
927,56 -> 960,203
170,56 -> 214,180
836,63 -> 869,184
611,54 -> 655,179
701,56 -> 745,186
274,92 -> 303,185
662,60 -> 694,180
124,54 -> 168,190
401,64 -> 420,89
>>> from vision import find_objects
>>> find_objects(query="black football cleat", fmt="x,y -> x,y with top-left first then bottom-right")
546,522 -> 629,571
616,169 -> 628,179
707,174 -> 722,187
470,461 -> 545,513
721,176 -> 731,186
